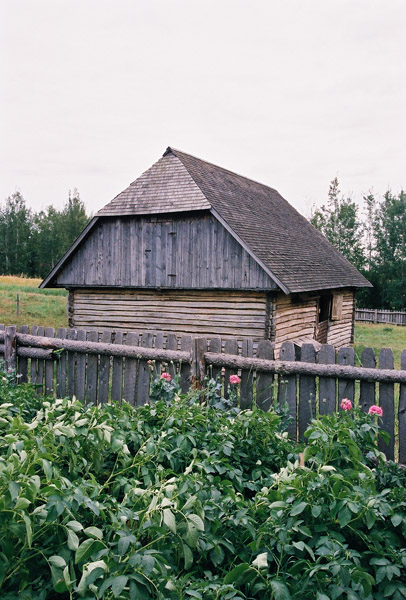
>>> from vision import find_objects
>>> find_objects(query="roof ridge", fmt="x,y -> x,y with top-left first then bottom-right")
165,146 -> 280,196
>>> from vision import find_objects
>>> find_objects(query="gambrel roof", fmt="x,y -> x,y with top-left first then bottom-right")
41,147 -> 371,293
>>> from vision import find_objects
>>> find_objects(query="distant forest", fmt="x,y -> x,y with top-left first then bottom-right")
0,190 -> 90,279
311,179 -> 406,310
1,182 -> 406,310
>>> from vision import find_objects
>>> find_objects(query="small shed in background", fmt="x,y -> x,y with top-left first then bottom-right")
41,147 -> 371,355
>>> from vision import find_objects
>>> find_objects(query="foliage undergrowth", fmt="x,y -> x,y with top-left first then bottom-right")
0,370 -> 405,599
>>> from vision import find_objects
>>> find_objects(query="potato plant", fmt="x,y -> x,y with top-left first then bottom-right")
0,370 -> 405,599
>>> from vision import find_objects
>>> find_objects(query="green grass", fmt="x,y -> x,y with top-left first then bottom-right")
354,323 -> 406,369
0,275 -> 68,330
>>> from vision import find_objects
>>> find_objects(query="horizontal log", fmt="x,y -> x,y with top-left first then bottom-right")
204,352 -> 406,383
18,347 -> 56,360
16,332 -> 190,362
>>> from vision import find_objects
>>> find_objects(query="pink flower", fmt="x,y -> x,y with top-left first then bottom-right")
160,372 -> 172,382
368,405 -> 383,417
340,398 -> 352,411
229,374 -> 241,385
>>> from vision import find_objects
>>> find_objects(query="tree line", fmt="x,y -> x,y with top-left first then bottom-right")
0,190 -> 89,279
311,179 -> 406,310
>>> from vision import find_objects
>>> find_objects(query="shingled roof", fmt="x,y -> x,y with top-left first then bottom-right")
97,147 -> 370,294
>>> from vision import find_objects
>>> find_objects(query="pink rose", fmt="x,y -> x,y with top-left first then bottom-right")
229,374 -> 241,385
160,372 -> 172,382
340,398 -> 352,411
368,405 -> 383,416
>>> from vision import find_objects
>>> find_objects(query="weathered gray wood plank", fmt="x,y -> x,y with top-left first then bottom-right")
378,348 -> 394,460
111,330 -> 124,403
17,325 -> 29,383
180,335 -> 192,393
298,344 -> 316,440
277,341 -> 297,439
360,347 -> 376,412
208,337 -> 222,383
30,325 -> 38,386
75,329 -> 87,402
98,330 -> 111,404
56,328 -> 67,398
85,330 -> 98,404
337,347 -> 355,403
36,327 -> 45,396
44,327 -> 55,396
256,340 -> 274,412
136,333 -> 153,406
240,338 -> 254,410
123,332 -> 138,405
399,350 -> 406,464
224,338 -> 239,400
318,344 -> 336,415
166,333 -> 178,381
67,328 -> 77,398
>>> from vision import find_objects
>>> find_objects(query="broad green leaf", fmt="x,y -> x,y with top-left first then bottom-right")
185,521 -> 199,549
182,495 -> 197,511
269,501 -> 287,510
15,497 -> 30,510
270,580 -> 292,599
183,543 -> 194,570
188,513 -> 204,531
163,509 -> 176,534
66,520 -> 83,532
8,481 -> 19,501
252,552 -> 268,569
311,505 -> 322,518
112,575 -> 128,598
290,502 -> 307,516
316,593 -> 330,600
75,538 -> 104,564
84,526 -> 103,540
23,514 -> 32,548
67,528 -> 79,551
338,506 -> 351,528
49,555 -> 67,568
391,514 -> 403,527
186,591 -> 202,599
223,563 -> 252,585
292,541 -> 305,552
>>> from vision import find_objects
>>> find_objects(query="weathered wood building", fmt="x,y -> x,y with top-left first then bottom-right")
41,147 -> 371,354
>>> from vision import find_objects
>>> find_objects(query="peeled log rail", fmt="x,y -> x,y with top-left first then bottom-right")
16,332 -> 190,363
204,352 -> 406,383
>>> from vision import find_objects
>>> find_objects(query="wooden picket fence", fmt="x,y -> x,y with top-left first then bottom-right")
1,324 -> 406,463
356,308 -> 406,325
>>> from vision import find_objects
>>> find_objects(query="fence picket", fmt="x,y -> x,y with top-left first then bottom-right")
67,329 -> 77,398
399,350 -> 406,464
44,327 -> 55,396
111,331 -> 124,403
56,328 -> 67,398
278,341 -> 297,439
360,347 -> 376,412
85,330 -> 98,404
180,335 -> 193,393
256,340 -> 274,412
240,338 -> 254,410
18,325 -> 29,383
338,347 -> 355,403
208,337 -> 222,383
123,332 -> 138,405
36,327 -> 45,395
30,325 -> 38,387
136,333 -> 153,406
378,348 -> 395,460
98,330 -> 111,404
75,329 -> 87,402
166,334 -> 178,381
224,338 -> 239,400
298,344 -> 316,439
318,344 -> 336,415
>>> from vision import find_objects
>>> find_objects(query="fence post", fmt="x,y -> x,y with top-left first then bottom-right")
4,325 -> 17,373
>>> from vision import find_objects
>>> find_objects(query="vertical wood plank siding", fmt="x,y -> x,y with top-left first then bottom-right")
55,214 -> 278,291
72,289 -> 268,340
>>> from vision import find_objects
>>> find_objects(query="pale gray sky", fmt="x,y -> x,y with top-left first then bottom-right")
1,0 -> 405,217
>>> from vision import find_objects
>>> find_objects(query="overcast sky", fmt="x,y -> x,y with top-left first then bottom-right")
1,0 -> 405,218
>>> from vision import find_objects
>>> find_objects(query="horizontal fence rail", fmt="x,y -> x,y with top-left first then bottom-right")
0,324 -> 405,463
356,308 -> 406,325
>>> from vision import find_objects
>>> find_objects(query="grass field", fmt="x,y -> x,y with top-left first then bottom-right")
0,275 -> 67,330
1,276 -> 406,367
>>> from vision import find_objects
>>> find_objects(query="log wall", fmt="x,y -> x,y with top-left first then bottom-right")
273,293 -> 317,354
55,214 -> 277,291
71,289 -> 268,340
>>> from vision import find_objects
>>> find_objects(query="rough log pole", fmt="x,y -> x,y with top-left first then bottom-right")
16,332 -> 190,363
205,352 -> 406,384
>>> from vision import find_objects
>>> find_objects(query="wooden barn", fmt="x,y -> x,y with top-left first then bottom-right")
40,147 -> 371,354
